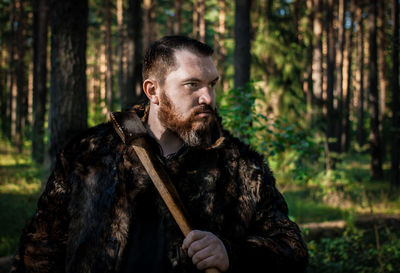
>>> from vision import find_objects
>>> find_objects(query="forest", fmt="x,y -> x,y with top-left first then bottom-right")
0,0 -> 400,272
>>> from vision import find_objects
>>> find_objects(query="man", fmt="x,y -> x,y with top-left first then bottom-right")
11,36 -> 308,273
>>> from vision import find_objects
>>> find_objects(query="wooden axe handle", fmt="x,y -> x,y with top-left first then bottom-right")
129,115 -> 220,273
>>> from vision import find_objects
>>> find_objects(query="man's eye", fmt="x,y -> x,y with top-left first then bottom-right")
185,83 -> 197,88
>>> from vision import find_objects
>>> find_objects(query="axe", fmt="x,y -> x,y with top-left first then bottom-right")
110,111 -> 220,273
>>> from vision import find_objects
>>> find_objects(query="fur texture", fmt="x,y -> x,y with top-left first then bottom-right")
11,104 -> 308,273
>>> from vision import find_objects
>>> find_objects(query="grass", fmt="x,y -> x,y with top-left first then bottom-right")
0,139 -> 44,256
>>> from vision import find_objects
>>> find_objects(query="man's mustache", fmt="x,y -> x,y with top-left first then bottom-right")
192,105 -> 215,115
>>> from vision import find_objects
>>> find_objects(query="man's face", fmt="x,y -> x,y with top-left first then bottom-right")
157,49 -> 219,146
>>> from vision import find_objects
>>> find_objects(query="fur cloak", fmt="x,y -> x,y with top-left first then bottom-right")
11,104 -> 308,273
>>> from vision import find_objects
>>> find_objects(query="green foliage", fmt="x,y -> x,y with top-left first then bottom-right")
307,228 -> 400,273
217,83 -> 323,185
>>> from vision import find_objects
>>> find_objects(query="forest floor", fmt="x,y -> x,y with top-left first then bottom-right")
1,138 -> 400,271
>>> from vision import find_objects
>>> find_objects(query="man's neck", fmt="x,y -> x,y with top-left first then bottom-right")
146,106 -> 184,157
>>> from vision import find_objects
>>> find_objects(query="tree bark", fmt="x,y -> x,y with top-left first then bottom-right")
342,0 -> 355,152
356,0 -> 365,148
198,0 -> 206,42
15,0 -> 27,152
234,0 -> 251,90
105,0 -> 114,112
125,0 -> 144,110
368,0 -> 383,179
32,0 -> 50,164
117,0 -> 126,109
214,0 -> 226,92
7,0 -> 17,141
305,0 -> 314,122
391,0 -> 400,188
378,0 -> 387,121
377,0 -> 388,157
173,0 -> 182,34
49,0 -> 88,168
193,0 -> 199,39
143,0 -> 156,51
335,0 -> 346,152
325,0 -> 337,158
312,0 -> 323,102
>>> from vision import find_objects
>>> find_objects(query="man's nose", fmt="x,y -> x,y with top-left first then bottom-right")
198,86 -> 213,105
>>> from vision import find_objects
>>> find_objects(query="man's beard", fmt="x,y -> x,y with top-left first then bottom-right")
158,91 -> 216,147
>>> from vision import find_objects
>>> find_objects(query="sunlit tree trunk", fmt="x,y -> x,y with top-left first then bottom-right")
214,0 -> 226,92
0,47 -> 6,136
32,0 -> 49,163
105,0 -> 114,112
342,0 -> 354,152
117,0 -> 126,109
368,0 -> 383,179
356,0 -> 365,148
49,0 -> 88,168
193,0 -> 199,39
391,0 -> 399,188
198,0 -> 205,42
305,0 -> 314,122
312,0 -> 323,102
143,0 -> 156,51
335,0 -> 346,152
7,0 -> 17,141
325,0 -> 337,159
377,0 -> 388,156
173,0 -> 182,34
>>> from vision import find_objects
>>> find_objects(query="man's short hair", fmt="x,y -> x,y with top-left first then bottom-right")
143,36 -> 214,84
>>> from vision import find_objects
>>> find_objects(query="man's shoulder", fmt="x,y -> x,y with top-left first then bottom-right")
220,129 -> 266,168
61,121 -> 121,159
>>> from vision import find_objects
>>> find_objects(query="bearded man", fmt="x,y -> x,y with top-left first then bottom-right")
11,36 -> 308,273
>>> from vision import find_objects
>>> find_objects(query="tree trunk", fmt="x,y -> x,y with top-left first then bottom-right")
377,0 -> 388,157
312,0 -> 323,102
214,0 -> 227,92
198,0 -> 206,42
0,47 -> 5,136
143,0 -> 155,51
368,0 -> 383,179
193,0 -> 199,39
305,0 -> 314,122
117,0 -> 126,109
16,0 -> 27,152
356,0 -> 365,148
125,0 -> 144,110
342,0 -> 355,152
391,0 -> 399,188
335,0 -> 346,152
32,0 -> 50,164
325,0 -> 337,159
234,0 -> 251,90
105,0 -> 114,112
7,0 -> 17,141
49,0 -> 88,168
173,0 -> 182,34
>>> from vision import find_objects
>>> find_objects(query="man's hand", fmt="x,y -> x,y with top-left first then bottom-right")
182,230 -> 229,272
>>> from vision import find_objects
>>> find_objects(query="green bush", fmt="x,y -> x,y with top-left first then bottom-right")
217,84 -> 323,185
307,228 -> 400,273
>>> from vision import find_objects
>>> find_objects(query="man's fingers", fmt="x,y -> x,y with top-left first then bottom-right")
182,230 -> 208,250
195,255 -> 217,271
191,245 -> 213,265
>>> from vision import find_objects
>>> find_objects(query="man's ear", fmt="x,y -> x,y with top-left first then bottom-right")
143,79 -> 159,105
